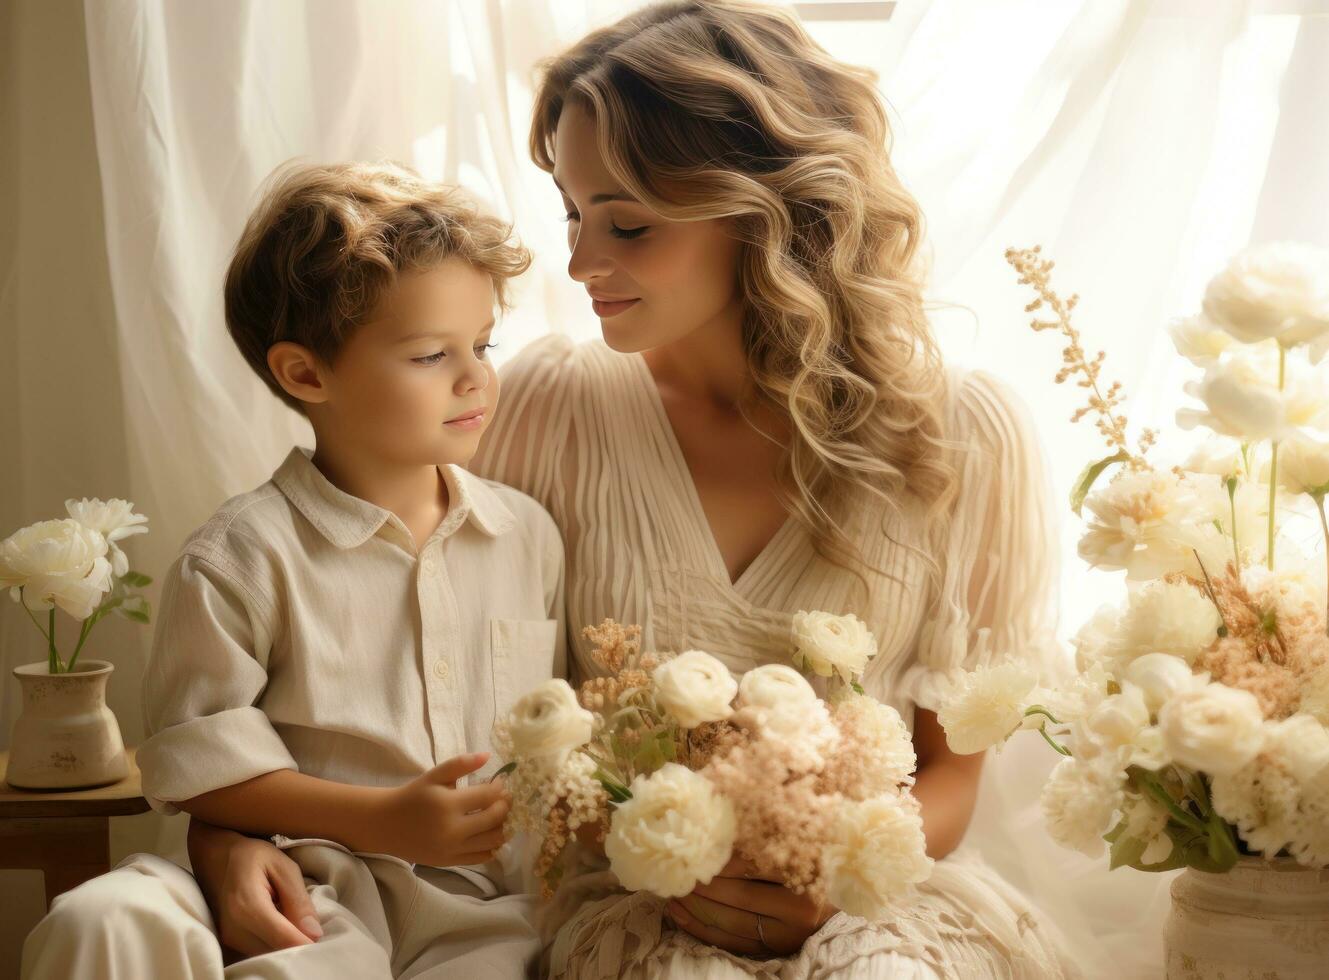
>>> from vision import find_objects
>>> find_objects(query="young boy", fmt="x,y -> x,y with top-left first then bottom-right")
22,162 -> 565,979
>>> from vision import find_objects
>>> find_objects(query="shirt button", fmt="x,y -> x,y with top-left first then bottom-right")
432,660 -> 450,681
421,556 -> 436,574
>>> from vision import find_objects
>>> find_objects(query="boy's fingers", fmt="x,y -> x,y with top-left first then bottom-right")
427,752 -> 489,786
452,849 -> 500,866
267,860 -> 322,940
451,779 -> 508,811
238,888 -> 314,951
460,827 -> 508,853
459,797 -> 510,837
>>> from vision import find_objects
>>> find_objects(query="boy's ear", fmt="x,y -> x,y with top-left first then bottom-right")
267,342 -> 330,406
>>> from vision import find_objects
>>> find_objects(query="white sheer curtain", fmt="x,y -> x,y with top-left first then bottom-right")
4,1 -> 1323,976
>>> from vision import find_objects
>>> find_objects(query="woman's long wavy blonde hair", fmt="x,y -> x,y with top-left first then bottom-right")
531,0 -> 959,585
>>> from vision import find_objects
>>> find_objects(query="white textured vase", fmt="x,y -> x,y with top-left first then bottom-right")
1165,856 -> 1329,979
6,660 -> 128,790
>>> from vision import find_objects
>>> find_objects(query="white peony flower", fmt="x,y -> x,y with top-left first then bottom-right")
1278,434 -> 1329,497
821,795 -> 932,920
1078,469 -> 1228,580
1083,683 -> 1152,754
1119,579 -> 1223,667
1178,348 -> 1329,442
652,650 -> 737,728
1202,241 -> 1329,360
936,662 -> 1038,755
501,679 -> 594,763
1158,683 -> 1265,775
1125,653 -> 1207,713
1040,756 -> 1125,858
791,610 -> 877,683
605,763 -> 735,897
1170,315 -> 1235,366
0,518 -> 113,620
64,498 -> 148,578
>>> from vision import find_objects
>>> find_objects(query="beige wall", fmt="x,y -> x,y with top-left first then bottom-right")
1,2 -> 179,976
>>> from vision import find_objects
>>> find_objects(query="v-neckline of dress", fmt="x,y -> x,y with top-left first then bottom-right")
629,350 -> 796,594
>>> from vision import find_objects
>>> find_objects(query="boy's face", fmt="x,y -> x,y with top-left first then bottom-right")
317,258 -> 501,468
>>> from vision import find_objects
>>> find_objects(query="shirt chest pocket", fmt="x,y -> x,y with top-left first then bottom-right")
490,618 -> 560,720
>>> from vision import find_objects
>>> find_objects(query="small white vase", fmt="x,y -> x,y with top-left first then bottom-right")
6,660 -> 129,790
1165,856 -> 1329,979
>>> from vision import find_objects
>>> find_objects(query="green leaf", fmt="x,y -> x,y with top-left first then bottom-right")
851,681 -> 866,695
115,594 -> 152,624
1070,451 -> 1131,516
120,571 -> 153,588
1109,831 -> 1149,872
489,761 -> 518,782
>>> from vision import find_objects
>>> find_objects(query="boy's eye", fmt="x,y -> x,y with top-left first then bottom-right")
412,352 -> 446,365
475,343 -> 498,358
610,222 -> 648,240
563,212 -> 580,223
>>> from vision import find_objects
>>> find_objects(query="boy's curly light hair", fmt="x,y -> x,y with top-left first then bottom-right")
225,160 -> 531,411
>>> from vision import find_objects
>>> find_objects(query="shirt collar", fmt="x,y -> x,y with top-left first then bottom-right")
273,448 -> 514,550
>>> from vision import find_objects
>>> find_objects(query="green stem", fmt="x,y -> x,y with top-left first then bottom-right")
1037,725 -> 1072,756
1024,705 -> 1063,726
66,613 -> 98,673
1226,477 -> 1240,571
1315,493 -> 1329,638
1136,770 -> 1206,835
48,608 -> 60,673
1268,348 -> 1285,571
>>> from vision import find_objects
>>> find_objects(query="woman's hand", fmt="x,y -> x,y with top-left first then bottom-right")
665,857 -> 835,958
187,819 -> 322,960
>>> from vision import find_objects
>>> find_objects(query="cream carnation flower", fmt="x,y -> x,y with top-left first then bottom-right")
1078,469 -> 1227,580
1202,241 -> 1329,359
1040,756 -> 1124,858
500,679 -> 594,763
0,518 -> 113,620
605,763 -> 736,897
830,694 -> 917,793
936,662 -> 1038,755
1158,682 -> 1265,775
653,650 -> 737,728
1170,315 -> 1235,367
64,497 -> 148,578
791,610 -> 877,683
1119,579 -> 1223,667
821,795 -> 932,920
1300,664 -> 1329,726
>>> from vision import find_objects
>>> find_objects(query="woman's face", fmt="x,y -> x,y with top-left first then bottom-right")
552,102 -> 743,354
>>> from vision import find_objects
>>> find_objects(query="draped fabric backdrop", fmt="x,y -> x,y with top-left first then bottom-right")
3,1 -> 1328,976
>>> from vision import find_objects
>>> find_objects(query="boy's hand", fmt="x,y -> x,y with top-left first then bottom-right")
188,820 -> 322,960
378,752 -> 511,867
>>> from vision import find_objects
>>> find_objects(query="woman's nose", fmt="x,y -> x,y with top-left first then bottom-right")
567,228 -> 613,283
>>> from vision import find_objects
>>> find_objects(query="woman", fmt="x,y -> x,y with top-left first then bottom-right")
198,2 -> 1078,977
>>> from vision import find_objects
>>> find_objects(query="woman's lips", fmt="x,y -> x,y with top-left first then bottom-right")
444,410 -> 486,431
591,297 -> 640,318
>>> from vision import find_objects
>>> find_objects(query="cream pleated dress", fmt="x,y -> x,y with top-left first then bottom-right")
472,335 -> 1081,980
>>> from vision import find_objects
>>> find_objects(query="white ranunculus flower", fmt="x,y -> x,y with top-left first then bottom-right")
1178,349 -> 1329,442
936,662 -> 1038,755
737,663 -> 818,712
1158,683 -> 1265,775
64,497 -> 148,578
1279,434 -> 1329,497
1182,437 -> 1247,481
1125,653 -> 1207,713
1040,756 -> 1124,858
502,679 -> 594,762
0,518 -> 113,620
1120,579 -> 1223,666
1084,683 -> 1152,754
605,763 -> 735,898
791,610 -> 877,683
1078,469 -> 1228,581
1170,315 -> 1235,366
652,650 -> 737,728
821,795 -> 932,920
1202,241 -> 1329,359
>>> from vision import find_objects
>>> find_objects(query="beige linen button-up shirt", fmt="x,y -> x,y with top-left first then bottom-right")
137,447 -> 565,815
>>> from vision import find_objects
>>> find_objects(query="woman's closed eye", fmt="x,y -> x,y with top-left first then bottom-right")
610,222 -> 648,240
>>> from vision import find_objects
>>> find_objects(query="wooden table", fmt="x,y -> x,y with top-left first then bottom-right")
0,747 -> 151,908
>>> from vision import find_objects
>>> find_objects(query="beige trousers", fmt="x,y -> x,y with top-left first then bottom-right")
21,839 -> 540,979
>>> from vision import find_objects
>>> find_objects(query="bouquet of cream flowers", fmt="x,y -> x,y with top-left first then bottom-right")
492,613 -> 932,919
0,498 -> 153,673
938,242 -> 1329,874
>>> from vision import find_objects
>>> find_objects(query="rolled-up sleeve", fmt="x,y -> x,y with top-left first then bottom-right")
137,551 -> 296,813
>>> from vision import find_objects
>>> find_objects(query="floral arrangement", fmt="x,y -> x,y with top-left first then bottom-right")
938,242 -> 1329,874
0,498 -> 152,673
492,613 -> 932,919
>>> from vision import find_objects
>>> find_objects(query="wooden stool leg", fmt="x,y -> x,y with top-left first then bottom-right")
0,816 -> 111,909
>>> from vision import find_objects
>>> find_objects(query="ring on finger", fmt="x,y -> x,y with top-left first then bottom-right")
755,913 -> 771,951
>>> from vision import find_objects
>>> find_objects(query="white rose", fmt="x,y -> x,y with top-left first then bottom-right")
502,679 -> 594,762
936,662 -> 1038,755
1169,315 -> 1235,366
0,518 -> 113,620
821,795 -> 932,920
1040,756 -> 1124,858
64,497 -> 148,578
1084,683 -> 1152,754
605,763 -> 735,897
1158,683 -> 1265,775
791,611 -> 877,683
1125,653 -> 1207,713
1202,242 -> 1329,358
737,663 -> 818,712
1279,434 -> 1329,497
1120,579 -> 1223,666
652,650 -> 737,728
